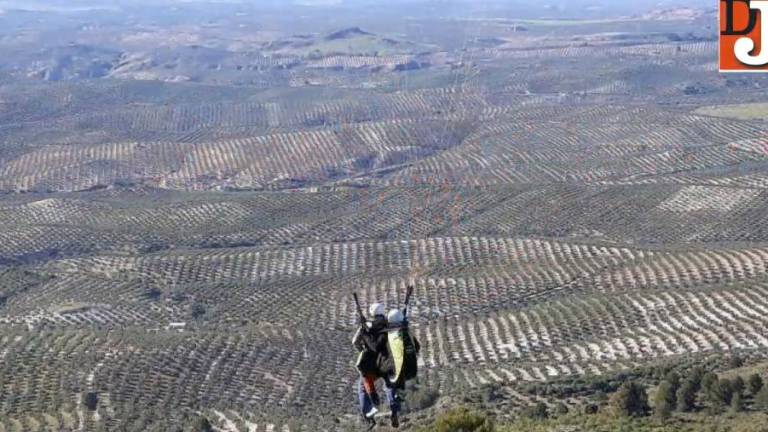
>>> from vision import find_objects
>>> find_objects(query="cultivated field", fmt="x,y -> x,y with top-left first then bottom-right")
1,1 -> 768,431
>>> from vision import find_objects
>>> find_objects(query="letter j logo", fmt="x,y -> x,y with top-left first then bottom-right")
721,0 -> 768,71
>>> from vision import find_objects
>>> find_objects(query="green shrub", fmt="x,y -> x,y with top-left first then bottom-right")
728,355 -> 745,369
708,378 -> 735,412
408,385 -> 441,411
189,416 -> 213,432
480,385 -> 503,404
609,381 -> 650,418
653,381 -> 674,421
755,386 -> 768,411
521,402 -> 548,420
423,407 -> 494,432
730,392 -> 743,414
554,402 -> 569,416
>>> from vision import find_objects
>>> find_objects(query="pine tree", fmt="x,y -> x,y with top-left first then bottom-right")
610,381 -> 650,418
748,374 -> 764,395
665,372 -> 681,393
701,372 -> 718,393
706,378 -> 734,414
676,379 -> 698,412
731,376 -> 745,397
688,367 -> 705,389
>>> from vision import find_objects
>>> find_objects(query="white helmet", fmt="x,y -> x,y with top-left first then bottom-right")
387,308 -> 404,324
369,303 -> 385,317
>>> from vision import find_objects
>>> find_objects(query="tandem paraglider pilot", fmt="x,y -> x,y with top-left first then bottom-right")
351,287 -> 420,429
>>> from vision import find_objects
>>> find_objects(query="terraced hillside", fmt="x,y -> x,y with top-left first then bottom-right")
2,2 -> 768,431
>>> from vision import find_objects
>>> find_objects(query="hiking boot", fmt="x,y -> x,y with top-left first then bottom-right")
390,411 -> 399,428
365,406 -> 379,419
361,415 -> 376,430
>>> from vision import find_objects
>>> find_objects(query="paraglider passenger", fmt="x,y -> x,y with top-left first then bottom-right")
352,302 -> 388,421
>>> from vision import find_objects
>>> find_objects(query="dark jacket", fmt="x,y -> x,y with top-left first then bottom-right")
353,315 -> 388,376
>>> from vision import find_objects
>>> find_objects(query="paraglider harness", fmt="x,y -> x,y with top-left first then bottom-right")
386,286 -> 419,389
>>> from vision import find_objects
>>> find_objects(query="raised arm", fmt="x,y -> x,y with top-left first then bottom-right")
352,327 -> 364,351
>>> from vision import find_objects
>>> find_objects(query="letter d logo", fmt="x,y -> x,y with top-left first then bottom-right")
720,0 -> 768,71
